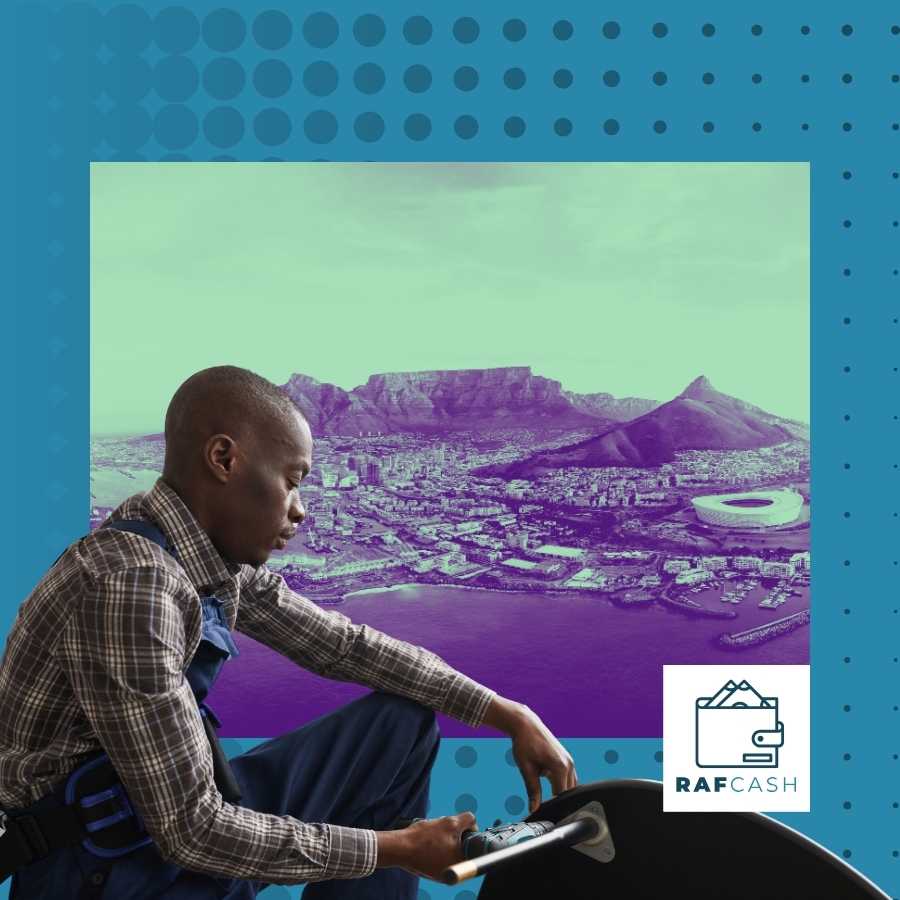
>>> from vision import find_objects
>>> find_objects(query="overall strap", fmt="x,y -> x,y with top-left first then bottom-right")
104,520 -> 180,563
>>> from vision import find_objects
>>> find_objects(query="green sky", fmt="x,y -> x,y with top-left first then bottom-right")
91,162 -> 809,435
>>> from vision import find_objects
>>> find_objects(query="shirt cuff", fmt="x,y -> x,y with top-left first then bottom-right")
441,672 -> 497,728
322,824 -> 378,880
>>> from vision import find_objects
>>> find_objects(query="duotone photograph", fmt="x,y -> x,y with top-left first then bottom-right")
91,162 -> 809,737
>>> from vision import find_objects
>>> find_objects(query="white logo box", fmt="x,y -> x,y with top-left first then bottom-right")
663,665 -> 810,812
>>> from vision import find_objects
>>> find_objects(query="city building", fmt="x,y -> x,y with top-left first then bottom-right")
691,489 -> 804,529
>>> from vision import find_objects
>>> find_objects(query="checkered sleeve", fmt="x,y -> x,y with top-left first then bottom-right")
54,565 -> 377,883
236,567 -> 497,728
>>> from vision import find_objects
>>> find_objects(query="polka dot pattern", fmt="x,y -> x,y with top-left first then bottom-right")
22,11 -> 900,899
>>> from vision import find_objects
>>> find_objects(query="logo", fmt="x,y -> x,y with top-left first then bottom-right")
695,679 -> 784,768
664,665 -> 809,812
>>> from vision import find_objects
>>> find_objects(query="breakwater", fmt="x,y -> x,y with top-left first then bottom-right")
718,609 -> 810,649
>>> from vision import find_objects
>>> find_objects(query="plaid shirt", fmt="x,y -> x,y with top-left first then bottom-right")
0,478 -> 495,884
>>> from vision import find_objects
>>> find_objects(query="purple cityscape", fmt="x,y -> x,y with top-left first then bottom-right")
91,367 -> 809,737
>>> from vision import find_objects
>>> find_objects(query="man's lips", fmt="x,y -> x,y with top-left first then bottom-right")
275,531 -> 296,549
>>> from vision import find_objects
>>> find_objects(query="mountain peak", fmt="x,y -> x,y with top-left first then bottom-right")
681,375 -> 716,398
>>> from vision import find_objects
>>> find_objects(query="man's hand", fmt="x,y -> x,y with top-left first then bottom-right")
482,695 -> 578,813
375,813 -> 476,880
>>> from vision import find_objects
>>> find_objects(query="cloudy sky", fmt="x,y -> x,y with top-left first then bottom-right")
91,162 -> 808,434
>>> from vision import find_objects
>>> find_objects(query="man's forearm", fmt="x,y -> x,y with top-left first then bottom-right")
481,695 -> 531,735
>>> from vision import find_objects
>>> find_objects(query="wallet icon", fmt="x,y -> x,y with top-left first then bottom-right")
695,679 -> 785,768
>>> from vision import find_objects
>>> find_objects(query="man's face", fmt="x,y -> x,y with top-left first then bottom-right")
212,411 -> 313,567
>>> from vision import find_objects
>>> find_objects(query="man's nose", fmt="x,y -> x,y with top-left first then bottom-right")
290,495 -> 306,523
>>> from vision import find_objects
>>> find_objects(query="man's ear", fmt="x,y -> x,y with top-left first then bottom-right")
205,433 -> 239,483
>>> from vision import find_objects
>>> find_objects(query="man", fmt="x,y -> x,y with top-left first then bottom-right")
0,366 -> 576,899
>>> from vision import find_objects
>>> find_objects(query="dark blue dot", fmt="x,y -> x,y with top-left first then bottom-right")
203,105 -> 244,147
454,115 -> 478,139
842,24 -> 853,36
254,59 -> 292,99
455,746 -> 478,768
202,8 -> 246,52
354,112 -> 384,142
652,71 -> 668,86
304,110 -> 338,143
303,12 -> 339,48
801,123 -> 809,131
801,74 -> 810,82
454,17 -> 479,43
354,63 -> 385,95
353,14 -> 385,47
892,74 -> 899,82
505,795 -> 525,815
654,750 -> 664,762
504,67 -> 526,89
840,72 -> 853,84
652,22 -> 668,37
602,21 -> 620,39
404,65 -> 432,93
843,122 -> 853,131
703,121 -> 715,132
104,4 -> 152,54
605,750 -> 620,763
752,73 -> 762,84
702,23 -> 716,37
752,121 -> 762,131
603,70 -> 620,87
702,72 -> 715,84
801,25 -> 811,35
554,19 -> 574,40
843,170 -> 853,178
154,7 -> 200,53
503,19 -> 526,41
254,108 -> 291,145
554,117 -> 572,136
104,104 -> 153,149
843,849 -> 852,858
303,61 -> 338,97
105,56 -> 153,103
751,24 -> 763,36
252,10 -> 292,50
603,118 -> 620,135
455,793 -> 478,813
504,116 -> 526,137
203,57 -> 246,101
893,24 -> 900,35
654,120 -> 667,133
403,16 -> 432,45
154,104 -> 198,149
554,69 -> 574,88
404,113 -> 431,141
454,66 -> 479,91
153,56 -> 200,103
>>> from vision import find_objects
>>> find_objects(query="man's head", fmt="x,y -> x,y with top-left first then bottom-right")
162,365 -> 312,567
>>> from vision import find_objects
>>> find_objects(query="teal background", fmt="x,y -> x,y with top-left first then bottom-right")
6,1 -> 900,898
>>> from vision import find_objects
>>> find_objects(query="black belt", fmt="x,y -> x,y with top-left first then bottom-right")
0,751 -> 151,884
0,721 -> 242,884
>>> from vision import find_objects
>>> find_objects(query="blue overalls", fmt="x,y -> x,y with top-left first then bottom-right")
5,523 -> 440,900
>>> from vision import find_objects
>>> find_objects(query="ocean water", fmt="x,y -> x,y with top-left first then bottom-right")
212,584 -> 808,739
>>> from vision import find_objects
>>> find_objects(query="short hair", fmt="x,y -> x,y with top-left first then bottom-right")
163,366 -> 306,473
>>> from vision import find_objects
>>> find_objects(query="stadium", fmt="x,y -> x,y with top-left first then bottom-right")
691,490 -> 805,529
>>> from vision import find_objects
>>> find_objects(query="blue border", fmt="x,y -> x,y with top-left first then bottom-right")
8,2 -> 900,897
